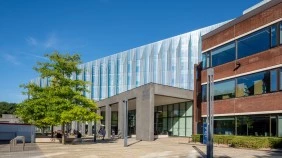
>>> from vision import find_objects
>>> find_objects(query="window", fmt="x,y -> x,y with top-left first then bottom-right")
280,22 -> 282,44
214,117 -> 235,135
271,25 -> 277,47
270,70 -> 278,92
236,71 -> 270,97
202,85 -> 207,102
211,42 -> 236,67
214,79 -> 235,100
280,69 -> 282,90
238,27 -> 270,59
202,52 -> 210,69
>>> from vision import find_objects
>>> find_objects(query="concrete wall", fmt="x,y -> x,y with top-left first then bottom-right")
97,83 -> 193,141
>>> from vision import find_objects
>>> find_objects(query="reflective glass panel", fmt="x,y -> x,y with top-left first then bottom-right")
202,52 -> 210,69
211,42 -> 236,67
270,70 -> 277,92
238,28 -> 270,59
214,79 -> 235,100
179,103 -> 186,117
185,117 -> 192,136
236,71 -> 270,97
280,22 -> 282,44
280,69 -> 282,90
271,25 -> 277,47
179,117 -> 186,136
202,85 -> 207,102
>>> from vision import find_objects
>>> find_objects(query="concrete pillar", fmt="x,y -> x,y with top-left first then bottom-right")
96,108 -> 101,135
71,121 -> 76,132
88,121 -> 93,136
136,84 -> 154,141
81,123 -> 86,136
118,100 -> 125,138
105,105 -> 111,139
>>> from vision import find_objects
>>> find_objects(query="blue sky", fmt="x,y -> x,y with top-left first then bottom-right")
0,0 -> 261,103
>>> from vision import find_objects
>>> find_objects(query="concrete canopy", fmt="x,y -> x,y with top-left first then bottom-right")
96,83 -> 193,141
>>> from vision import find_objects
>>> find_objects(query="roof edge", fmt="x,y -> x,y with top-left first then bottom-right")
202,0 -> 282,40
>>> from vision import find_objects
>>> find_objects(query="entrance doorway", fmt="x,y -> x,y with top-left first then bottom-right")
128,110 -> 136,136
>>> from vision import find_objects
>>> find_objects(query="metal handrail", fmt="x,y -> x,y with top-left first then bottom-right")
9,136 -> 25,152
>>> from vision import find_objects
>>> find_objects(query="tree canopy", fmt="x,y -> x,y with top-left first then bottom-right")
0,102 -> 17,117
16,52 -> 101,130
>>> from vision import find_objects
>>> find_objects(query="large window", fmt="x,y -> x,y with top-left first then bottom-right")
202,68 -> 281,102
205,115 -> 278,137
236,71 -> 270,97
202,85 -> 207,102
271,25 -> 277,47
214,79 -> 235,100
280,22 -> 282,44
155,102 -> 193,137
214,117 -> 235,135
202,52 -> 210,69
211,42 -> 236,67
237,27 -> 271,59
270,70 -> 278,92
280,68 -> 282,90
202,21 -> 282,69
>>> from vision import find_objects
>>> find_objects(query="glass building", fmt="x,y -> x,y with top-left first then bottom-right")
32,22 -> 226,101
31,21 -> 227,139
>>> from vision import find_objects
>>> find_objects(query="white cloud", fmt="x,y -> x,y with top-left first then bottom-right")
21,52 -> 48,60
2,53 -> 20,65
26,36 -> 38,46
44,33 -> 58,48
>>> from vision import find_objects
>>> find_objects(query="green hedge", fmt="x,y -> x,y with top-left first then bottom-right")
192,134 -> 282,149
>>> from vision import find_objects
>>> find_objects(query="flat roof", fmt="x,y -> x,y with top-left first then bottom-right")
202,0 -> 282,40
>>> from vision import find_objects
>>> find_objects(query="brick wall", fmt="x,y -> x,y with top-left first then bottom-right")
201,92 -> 282,116
202,3 -> 282,51
201,46 -> 282,83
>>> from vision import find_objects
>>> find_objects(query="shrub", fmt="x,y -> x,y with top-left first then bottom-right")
191,134 -> 282,149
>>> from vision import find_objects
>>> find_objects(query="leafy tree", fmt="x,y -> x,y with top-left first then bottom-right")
0,102 -> 17,117
16,52 -> 101,144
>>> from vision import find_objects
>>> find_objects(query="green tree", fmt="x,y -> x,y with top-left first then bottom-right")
0,102 -> 17,117
16,52 -> 101,144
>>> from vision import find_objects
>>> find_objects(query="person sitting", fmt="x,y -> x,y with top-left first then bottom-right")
98,127 -> 106,140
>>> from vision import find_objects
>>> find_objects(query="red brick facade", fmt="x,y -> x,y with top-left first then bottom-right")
202,3 -> 282,51
193,2 -> 282,134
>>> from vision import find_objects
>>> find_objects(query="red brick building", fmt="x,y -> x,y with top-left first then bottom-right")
194,0 -> 282,137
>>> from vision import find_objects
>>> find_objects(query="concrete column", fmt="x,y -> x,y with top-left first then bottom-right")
105,105 -> 111,139
136,84 -> 155,141
71,121 -> 76,132
88,121 -> 93,136
81,123 -> 86,136
96,108 -> 101,134
118,100 -> 124,138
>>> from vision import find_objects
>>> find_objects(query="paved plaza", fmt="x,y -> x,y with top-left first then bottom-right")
1,137 -> 282,158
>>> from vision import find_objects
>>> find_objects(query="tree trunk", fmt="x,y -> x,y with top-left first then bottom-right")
62,123 -> 65,145
51,125 -> 54,138
41,127 -> 44,135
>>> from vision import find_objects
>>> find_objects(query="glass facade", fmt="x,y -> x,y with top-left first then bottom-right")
211,42 -> 236,67
236,71 -> 270,97
202,21 -> 282,69
202,79 -> 235,101
202,68 -> 282,102
270,69 -> 278,92
280,68 -> 282,90
32,22 -> 226,101
154,102 -> 193,137
214,79 -> 235,100
205,115 -> 279,137
238,28 -> 271,59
